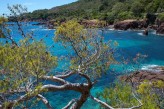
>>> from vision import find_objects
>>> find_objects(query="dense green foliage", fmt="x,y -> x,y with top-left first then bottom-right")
55,20 -> 115,76
99,82 -> 139,108
23,0 -> 164,23
137,80 -> 164,109
100,81 -> 164,109
0,39 -> 57,108
0,39 -> 57,92
157,12 -> 164,22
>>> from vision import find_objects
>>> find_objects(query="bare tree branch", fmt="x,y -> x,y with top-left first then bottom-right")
5,82 -> 89,108
77,65 -> 92,86
55,71 -> 75,79
78,72 -> 92,86
90,93 -> 143,109
90,95 -> 114,109
41,76 -> 68,84
130,92 -> 143,109
62,99 -> 77,109
70,91 -> 90,109
37,94 -> 53,109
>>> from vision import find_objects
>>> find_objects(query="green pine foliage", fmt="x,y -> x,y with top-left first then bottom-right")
0,39 -> 57,94
99,81 -> 164,109
99,82 -> 139,108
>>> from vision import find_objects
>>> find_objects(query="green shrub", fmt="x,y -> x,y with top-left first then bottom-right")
100,81 -> 164,109
158,13 -> 164,22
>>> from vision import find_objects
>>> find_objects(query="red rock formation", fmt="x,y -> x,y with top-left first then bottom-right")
156,23 -> 164,34
114,19 -> 148,30
120,67 -> 164,83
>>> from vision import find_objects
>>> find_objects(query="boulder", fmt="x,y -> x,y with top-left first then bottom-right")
156,23 -> 164,34
114,19 -> 148,30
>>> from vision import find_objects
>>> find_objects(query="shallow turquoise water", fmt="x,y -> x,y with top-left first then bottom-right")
1,23 -> 164,109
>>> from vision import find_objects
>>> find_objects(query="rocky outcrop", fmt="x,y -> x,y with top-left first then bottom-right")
156,23 -> 164,34
114,19 -> 148,30
143,29 -> 148,35
120,66 -> 164,83
46,21 -> 54,29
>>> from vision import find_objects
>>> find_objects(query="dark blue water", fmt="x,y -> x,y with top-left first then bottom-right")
1,22 -> 164,109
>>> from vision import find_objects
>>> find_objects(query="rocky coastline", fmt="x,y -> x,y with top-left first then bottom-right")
113,13 -> 164,35
120,66 -> 164,83
27,16 -> 164,35
113,19 -> 164,35
114,19 -> 148,30
31,20 -> 54,29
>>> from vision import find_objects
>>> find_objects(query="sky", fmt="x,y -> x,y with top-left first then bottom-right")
0,0 -> 77,16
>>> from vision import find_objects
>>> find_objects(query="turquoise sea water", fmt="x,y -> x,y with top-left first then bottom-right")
1,22 -> 164,109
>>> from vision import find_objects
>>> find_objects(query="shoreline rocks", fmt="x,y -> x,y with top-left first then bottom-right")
156,23 -> 164,34
114,19 -> 164,35
120,66 -> 164,83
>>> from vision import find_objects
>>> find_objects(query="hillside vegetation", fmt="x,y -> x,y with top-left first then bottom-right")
23,0 -> 164,24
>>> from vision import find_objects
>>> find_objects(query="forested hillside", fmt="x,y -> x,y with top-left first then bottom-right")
23,0 -> 164,24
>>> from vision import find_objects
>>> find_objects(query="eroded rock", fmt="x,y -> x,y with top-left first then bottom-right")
114,19 -> 148,30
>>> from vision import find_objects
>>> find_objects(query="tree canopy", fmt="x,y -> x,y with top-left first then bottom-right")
20,0 -> 164,24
